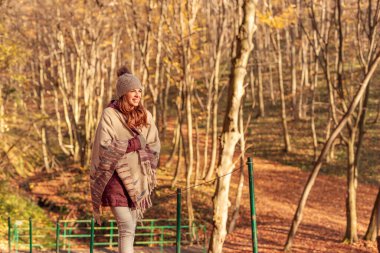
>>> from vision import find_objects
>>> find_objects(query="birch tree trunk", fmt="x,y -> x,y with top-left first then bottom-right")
275,29 -> 292,153
256,28 -> 265,117
203,0 -> 226,179
195,118 -> 200,185
179,0 -> 200,239
298,35 -> 309,119
208,0 -> 257,251
345,133 -> 358,242
171,79 -> 184,187
228,104 -> 246,233
204,1 -> 226,180
311,52 -> 318,161
165,122 -> 180,168
33,16 -> 51,171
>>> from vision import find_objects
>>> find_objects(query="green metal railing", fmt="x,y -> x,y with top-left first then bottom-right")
7,218 -> 206,253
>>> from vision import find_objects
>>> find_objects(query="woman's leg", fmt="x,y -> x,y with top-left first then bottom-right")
111,206 -> 137,253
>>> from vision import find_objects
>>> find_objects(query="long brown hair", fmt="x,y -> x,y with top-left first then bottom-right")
117,95 -> 148,129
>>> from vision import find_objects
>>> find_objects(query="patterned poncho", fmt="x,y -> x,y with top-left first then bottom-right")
89,106 -> 160,224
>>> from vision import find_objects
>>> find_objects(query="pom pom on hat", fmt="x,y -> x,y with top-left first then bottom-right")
117,66 -> 131,77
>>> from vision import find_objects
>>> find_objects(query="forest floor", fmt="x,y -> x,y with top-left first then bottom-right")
11,155 -> 377,252
222,157 -> 378,252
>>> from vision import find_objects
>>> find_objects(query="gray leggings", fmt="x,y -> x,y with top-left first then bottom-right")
111,206 -> 137,253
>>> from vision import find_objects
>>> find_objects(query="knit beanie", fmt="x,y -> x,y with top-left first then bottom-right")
115,68 -> 142,99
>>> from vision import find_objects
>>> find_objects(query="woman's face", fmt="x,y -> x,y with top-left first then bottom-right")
126,88 -> 142,107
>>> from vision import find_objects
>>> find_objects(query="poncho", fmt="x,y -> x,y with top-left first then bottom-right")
89,107 -> 160,224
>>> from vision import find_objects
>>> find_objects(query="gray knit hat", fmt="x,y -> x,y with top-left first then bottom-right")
115,73 -> 143,99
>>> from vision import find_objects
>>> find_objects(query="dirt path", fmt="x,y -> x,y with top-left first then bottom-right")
223,157 -> 379,252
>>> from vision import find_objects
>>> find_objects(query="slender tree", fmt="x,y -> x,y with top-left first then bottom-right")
208,0 -> 257,252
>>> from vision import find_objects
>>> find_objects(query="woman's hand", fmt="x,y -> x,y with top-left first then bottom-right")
126,134 -> 146,153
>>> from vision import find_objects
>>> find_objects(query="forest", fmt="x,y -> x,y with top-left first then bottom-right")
1,0 -> 380,252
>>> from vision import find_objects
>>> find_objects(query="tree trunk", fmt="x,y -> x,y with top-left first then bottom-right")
256,29 -> 265,117
165,122 -> 180,168
228,105 -> 245,233
249,68 -> 256,110
344,136 -> 358,243
269,63 -> 275,105
179,0 -> 200,240
171,134 -> 183,188
204,8 -> 226,180
275,29 -> 292,153
195,118 -> 200,185
311,53 -> 318,161
53,87 -> 71,156
37,61 -> 50,171
291,28 -> 297,119
171,80 -> 184,187
185,81 -> 195,242
298,35 -> 309,119
151,0 -> 166,122
364,187 -> 380,241
205,76 -> 219,180
34,21 -> 51,171
208,0 -> 257,252
202,79 -> 212,178
108,31 -> 120,102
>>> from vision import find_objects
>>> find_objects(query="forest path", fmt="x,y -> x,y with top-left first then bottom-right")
223,156 -> 378,252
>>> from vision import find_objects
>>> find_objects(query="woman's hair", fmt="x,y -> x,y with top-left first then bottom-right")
117,96 -> 148,129
116,66 -> 148,129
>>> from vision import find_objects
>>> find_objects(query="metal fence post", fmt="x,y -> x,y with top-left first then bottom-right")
56,218 -> 60,253
176,188 -> 182,253
247,157 -> 258,253
8,217 -> 11,253
63,221 -> 68,250
29,217 -> 33,253
109,220 -> 114,248
160,227 -> 164,253
90,218 -> 95,253
150,220 -> 154,246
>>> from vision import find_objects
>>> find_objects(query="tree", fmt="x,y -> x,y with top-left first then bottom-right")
208,0 -> 257,252
364,187 -> 380,241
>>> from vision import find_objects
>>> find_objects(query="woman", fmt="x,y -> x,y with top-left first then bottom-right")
90,67 -> 160,253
